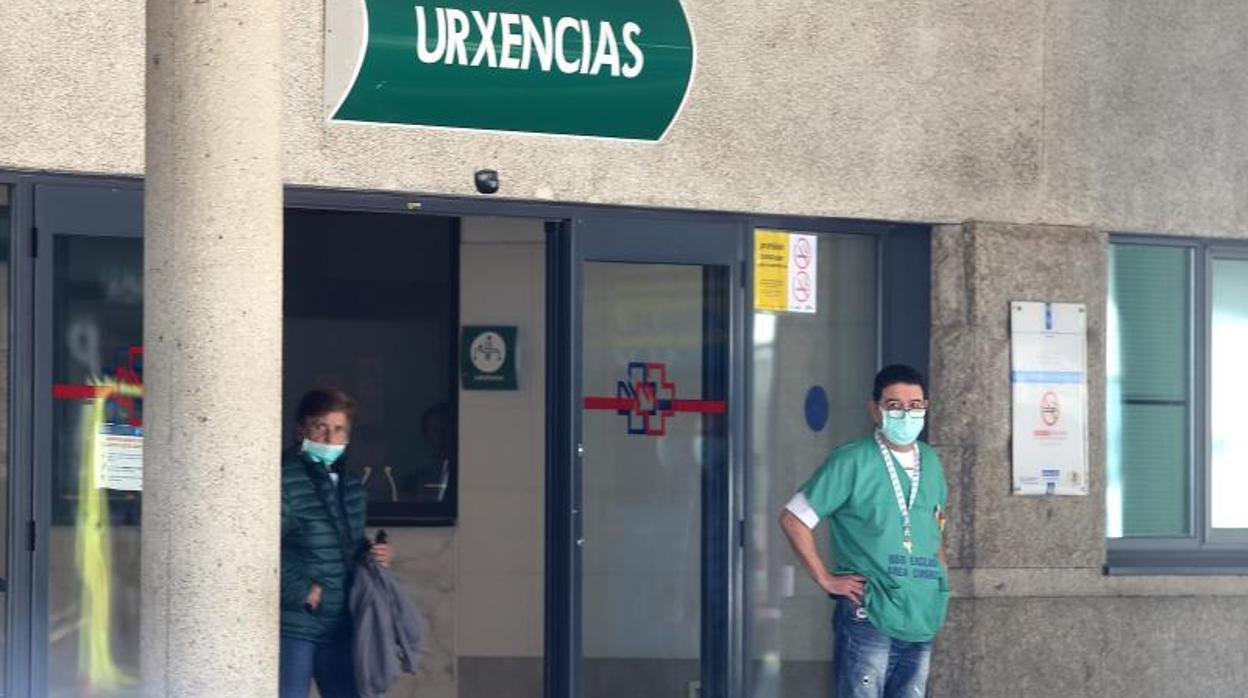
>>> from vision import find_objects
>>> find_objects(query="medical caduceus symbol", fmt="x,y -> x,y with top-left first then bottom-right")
583,361 -> 725,437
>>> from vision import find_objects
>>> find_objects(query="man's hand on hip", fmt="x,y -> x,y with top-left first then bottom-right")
820,573 -> 866,605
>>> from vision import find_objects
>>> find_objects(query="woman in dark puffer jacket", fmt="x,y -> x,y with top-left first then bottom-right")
279,388 -> 391,698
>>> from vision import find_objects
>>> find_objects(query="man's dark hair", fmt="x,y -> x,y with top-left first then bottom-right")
872,364 -> 926,401
295,387 -> 358,425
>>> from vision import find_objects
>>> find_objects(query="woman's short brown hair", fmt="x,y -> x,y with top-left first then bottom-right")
295,388 -> 358,426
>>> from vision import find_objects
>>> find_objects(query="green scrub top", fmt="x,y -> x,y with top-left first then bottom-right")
799,434 -> 949,642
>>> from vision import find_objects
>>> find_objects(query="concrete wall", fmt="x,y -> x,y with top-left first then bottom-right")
2,1 -> 1247,235
927,221 -> 1248,697
453,217 -> 546,697
382,216 -> 546,698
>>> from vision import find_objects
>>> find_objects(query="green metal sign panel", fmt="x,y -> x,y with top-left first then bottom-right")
461,325 -> 518,390
326,0 -> 694,140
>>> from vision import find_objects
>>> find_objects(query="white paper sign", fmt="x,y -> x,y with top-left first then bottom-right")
1011,302 -> 1088,495
787,234 -> 817,313
96,425 -> 144,491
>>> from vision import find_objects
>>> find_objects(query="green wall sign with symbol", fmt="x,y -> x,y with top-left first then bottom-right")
461,326 -> 518,390
325,0 -> 695,140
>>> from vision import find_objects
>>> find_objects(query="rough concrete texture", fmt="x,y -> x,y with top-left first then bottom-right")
1041,0 -> 1248,236
139,0 -> 283,695
3,1 -> 1248,235
949,567 -> 1248,599
932,597 -> 1248,697
928,222 -> 1248,696
0,0 -> 144,175
930,222 -> 1108,570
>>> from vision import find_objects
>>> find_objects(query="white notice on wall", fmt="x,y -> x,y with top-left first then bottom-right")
1011,301 -> 1088,496
96,425 -> 143,491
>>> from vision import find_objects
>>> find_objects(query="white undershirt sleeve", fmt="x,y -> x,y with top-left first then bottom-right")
784,491 -> 821,530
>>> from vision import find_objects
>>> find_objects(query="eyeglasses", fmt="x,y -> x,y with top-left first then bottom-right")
879,401 -> 928,419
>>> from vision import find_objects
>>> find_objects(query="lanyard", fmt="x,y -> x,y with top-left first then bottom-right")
873,430 -> 921,554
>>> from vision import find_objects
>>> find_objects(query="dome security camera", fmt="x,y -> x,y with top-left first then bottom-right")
474,169 -> 499,194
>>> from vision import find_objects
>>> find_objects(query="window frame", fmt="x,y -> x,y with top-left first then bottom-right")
1107,235 -> 1248,574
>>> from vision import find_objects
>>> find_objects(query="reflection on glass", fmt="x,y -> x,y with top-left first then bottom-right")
283,210 -> 458,524
50,236 -> 143,696
1212,258 -> 1248,529
0,186 -> 10,689
1106,245 -> 1190,538
749,232 -> 877,697
581,263 -> 725,695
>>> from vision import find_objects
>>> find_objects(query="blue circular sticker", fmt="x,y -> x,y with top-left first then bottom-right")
805,386 -> 829,432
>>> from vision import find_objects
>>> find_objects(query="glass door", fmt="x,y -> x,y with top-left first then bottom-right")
562,216 -> 743,698
33,184 -> 143,698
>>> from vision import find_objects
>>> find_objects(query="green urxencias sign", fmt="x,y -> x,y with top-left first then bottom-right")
326,0 -> 695,140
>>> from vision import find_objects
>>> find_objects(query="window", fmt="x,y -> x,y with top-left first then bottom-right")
1108,238 -> 1248,571
284,209 -> 458,525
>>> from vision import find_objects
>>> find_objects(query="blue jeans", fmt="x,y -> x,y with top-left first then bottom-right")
832,598 -> 932,698
279,634 -> 358,698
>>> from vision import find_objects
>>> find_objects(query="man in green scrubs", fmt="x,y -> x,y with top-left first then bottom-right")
779,364 -> 948,698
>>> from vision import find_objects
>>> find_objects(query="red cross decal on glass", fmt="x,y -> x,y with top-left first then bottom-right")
583,361 -> 725,436
51,345 -> 144,428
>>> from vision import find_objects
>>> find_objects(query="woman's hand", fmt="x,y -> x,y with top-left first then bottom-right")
371,543 -> 392,568
305,583 -> 322,611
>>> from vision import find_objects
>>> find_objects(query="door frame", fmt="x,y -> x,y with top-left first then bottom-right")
31,181 -> 145,698
4,174 -> 36,698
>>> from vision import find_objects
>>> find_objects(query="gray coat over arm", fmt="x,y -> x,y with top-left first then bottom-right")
349,555 -> 425,697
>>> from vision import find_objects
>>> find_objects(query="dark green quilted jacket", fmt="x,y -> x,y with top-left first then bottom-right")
280,447 -> 368,641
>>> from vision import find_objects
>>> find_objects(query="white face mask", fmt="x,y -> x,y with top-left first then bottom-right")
301,438 -> 346,465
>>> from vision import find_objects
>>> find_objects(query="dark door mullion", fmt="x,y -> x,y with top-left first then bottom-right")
8,178 -> 37,698
29,198 -> 53,698
544,220 -> 576,698
700,265 -> 731,698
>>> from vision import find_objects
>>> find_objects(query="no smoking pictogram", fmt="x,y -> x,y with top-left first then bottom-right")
1040,391 -> 1060,426
792,270 -> 812,304
794,237 -> 813,270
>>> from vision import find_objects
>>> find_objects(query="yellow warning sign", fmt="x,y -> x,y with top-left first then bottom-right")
754,230 -> 789,312
754,229 -> 818,313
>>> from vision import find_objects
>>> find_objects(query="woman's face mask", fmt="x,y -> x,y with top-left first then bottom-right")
301,439 -> 347,465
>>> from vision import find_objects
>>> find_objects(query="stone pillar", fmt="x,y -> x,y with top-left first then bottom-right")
141,0 -> 283,694
927,221 -> 1108,695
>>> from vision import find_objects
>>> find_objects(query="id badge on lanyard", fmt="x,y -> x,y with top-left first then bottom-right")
873,431 -> 920,555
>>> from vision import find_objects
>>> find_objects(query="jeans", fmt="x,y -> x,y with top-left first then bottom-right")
279,634 -> 358,698
832,597 -> 932,698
